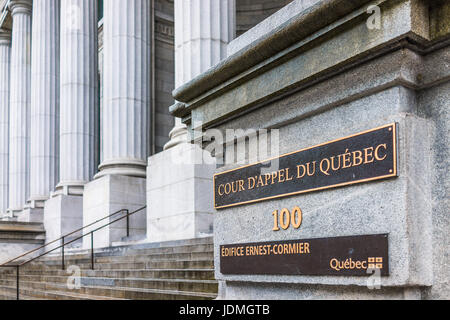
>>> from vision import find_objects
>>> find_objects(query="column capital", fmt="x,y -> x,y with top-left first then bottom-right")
9,0 -> 32,16
0,29 -> 11,45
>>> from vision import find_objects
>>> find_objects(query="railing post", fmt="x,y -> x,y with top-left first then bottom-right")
16,266 -> 19,301
126,210 -> 130,238
91,232 -> 94,270
61,236 -> 65,270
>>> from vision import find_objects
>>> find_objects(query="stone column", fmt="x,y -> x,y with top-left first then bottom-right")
83,0 -> 150,248
44,0 -> 98,243
0,30 -> 11,217
97,0 -> 151,178
7,0 -> 32,217
164,0 -> 236,150
147,0 -> 235,243
57,0 -> 98,195
28,0 -> 60,213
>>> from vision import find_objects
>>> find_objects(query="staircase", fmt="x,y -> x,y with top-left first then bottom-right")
0,237 -> 217,300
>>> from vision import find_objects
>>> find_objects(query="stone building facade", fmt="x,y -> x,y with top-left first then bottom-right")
0,1 -> 291,243
0,0 -> 448,301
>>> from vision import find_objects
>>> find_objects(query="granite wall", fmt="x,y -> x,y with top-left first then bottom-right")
171,0 -> 450,300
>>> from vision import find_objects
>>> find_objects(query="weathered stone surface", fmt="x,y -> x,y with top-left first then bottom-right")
217,281 -> 424,300
430,0 -> 450,39
416,81 -> 450,300
174,0 -> 449,299
214,89 -> 433,288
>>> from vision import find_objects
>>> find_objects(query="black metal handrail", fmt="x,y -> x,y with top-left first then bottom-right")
0,206 -> 146,300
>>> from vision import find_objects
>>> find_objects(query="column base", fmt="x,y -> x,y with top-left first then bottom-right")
2,210 -> 17,221
27,197 -> 47,209
6,208 -> 23,221
44,194 -> 84,249
147,142 -> 215,243
52,182 -> 86,197
82,175 -> 147,249
14,197 -> 48,223
95,159 -> 147,179
164,123 -> 189,151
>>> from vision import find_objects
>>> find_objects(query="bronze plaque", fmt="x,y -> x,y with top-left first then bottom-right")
220,234 -> 389,276
214,124 -> 398,209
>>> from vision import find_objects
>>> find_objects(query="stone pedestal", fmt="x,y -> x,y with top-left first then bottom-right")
0,221 -> 45,264
44,195 -> 83,247
18,207 -> 44,223
147,143 -> 215,243
83,175 -> 147,249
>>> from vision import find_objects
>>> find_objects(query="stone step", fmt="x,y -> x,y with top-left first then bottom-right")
0,292 -> 49,300
112,236 -> 214,248
94,251 -> 215,263
35,237 -> 214,259
0,281 -> 217,300
41,243 -> 214,260
1,268 -> 216,280
0,221 -> 46,244
0,233 -> 45,242
0,221 -> 45,233
0,275 -> 218,294
22,246 -> 214,267
0,285 -> 126,300
29,251 -> 215,267
4,238 -> 214,266
103,237 -> 214,250
25,259 -> 215,270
